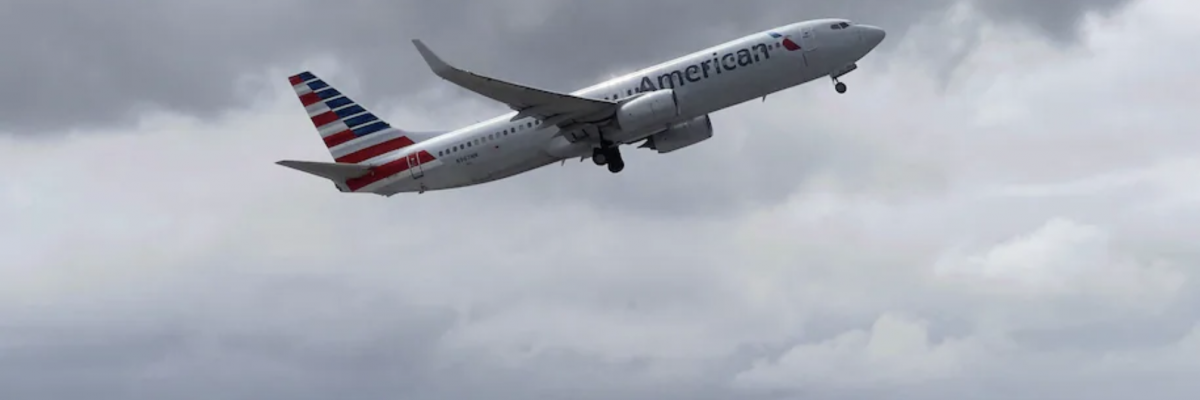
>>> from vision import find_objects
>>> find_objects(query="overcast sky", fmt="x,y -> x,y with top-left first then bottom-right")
3,0 -> 1200,399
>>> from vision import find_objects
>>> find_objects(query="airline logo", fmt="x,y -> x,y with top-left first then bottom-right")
768,32 -> 801,51
635,31 -> 800,92
636,40 -> 778,92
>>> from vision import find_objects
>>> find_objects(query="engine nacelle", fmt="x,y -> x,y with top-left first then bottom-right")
615,89 -> 680,133
641,115 -> 713,154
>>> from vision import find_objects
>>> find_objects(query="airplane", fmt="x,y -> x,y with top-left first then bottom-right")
276,18 -> 886,195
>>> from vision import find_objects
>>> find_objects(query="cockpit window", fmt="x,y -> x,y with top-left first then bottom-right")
831,23 -> 842,29
839,22 -> 850,28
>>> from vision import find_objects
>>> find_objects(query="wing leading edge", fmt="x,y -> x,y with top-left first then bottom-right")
411,39 -> 616,125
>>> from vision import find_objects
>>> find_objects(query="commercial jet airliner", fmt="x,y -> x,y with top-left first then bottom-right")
277,18 -> 886,195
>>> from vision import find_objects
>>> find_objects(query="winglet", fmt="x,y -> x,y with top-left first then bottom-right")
412,39 -> 454,77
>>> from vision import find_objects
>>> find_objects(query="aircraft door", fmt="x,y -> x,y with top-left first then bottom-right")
800,26 -> 818,51
406,152 -> 424,179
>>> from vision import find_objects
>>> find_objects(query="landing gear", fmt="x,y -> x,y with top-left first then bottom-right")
607,159 -> 625,173
592,141 -> 625,173
831,63 -> 856,94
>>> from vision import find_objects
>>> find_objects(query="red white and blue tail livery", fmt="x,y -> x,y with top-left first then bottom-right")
287,71 -> 444,164
276,18 -> 885,195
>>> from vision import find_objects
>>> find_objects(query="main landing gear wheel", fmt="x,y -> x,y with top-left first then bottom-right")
607,159 -> 625,173
593,142 -> 625,173
835,81 -> 847,94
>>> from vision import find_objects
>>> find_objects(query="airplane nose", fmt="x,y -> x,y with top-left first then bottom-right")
859,25 -> 886,47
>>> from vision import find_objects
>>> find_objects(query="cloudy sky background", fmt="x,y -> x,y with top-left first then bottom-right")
3,0 -> 1200,398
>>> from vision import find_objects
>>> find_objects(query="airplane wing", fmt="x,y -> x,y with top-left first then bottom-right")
411,39 -> 616,124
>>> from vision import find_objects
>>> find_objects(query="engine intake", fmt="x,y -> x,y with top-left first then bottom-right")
641,115 -> 713,154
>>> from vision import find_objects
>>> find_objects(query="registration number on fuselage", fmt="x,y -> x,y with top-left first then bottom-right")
455,153 -> 479,164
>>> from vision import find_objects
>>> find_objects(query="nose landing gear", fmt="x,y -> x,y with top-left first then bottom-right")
830,63 -> 857,94
834,80 -> 847,94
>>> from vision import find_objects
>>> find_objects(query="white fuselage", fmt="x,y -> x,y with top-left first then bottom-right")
364,19 -> 883,195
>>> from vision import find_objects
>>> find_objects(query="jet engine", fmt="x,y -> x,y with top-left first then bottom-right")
614,89 -> 680,133
640,115 -> 713,154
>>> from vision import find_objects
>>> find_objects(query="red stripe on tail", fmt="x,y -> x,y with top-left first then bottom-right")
288,75 -> 304,85
323,130 -> 357,148
311,111 -> 339,127
299,92 -> 322,106
335,136 -> 415,163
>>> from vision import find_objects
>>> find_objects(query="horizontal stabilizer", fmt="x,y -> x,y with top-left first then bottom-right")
276,160 -> 372,181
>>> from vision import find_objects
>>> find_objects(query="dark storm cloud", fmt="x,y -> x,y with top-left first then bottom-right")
0,0 -> 1130,133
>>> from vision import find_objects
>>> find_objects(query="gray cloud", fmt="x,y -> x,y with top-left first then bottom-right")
971,0 -> 1136,43
2,0 -> 1125,133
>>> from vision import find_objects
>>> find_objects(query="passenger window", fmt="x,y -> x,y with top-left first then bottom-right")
527,122 -> 533,127
627,89 -> 632,95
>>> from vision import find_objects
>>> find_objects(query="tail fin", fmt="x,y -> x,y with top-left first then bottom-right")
287,71 -> 442,165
